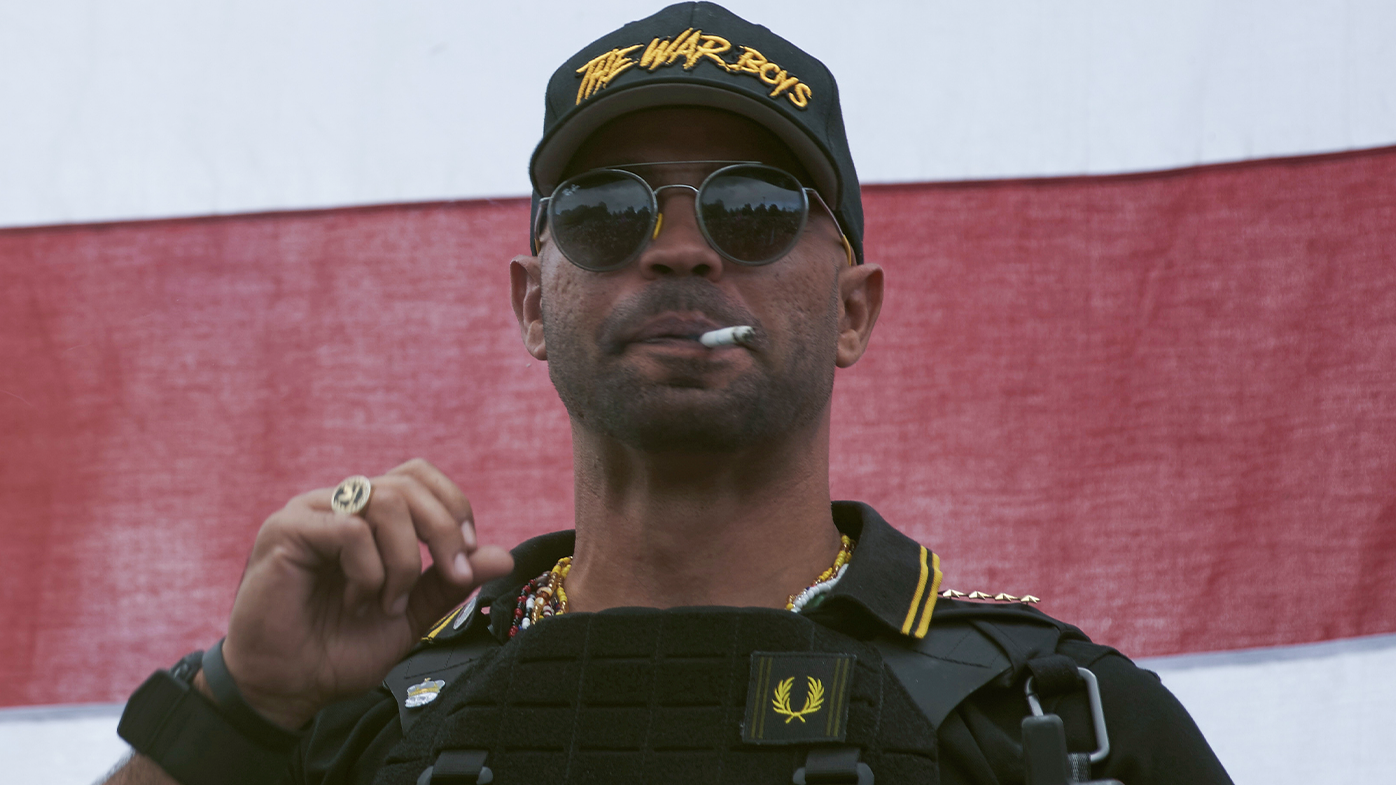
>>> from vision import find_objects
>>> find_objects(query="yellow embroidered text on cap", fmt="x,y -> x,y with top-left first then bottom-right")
574,28 -> 813,109
575,45 -> 644,104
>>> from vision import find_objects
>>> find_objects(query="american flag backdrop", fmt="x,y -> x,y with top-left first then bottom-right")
2,2 -> 1394,783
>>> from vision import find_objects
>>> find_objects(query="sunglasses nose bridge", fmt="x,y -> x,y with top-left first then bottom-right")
651,183 -> 700,208
648,183 -> 702,243
639,183 -> 726,279
651,183 -> 700,196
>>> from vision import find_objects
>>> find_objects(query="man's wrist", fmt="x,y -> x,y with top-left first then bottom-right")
190,670 -> 313,729
229,681 -> 318,732
190,669 -> 212,700
201,638 -> 313,741
211,658 -> 321,731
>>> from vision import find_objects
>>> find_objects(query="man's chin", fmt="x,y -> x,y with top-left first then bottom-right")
551,354 -> 830,454
619,350 -> 750,391
602,392 -> 760,453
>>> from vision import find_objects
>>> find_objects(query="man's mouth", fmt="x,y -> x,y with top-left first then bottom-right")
637,333 -> 703,344
626,315 -> 722,345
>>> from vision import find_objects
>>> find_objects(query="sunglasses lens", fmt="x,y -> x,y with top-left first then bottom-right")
699,167 -> 807,264
549,171 -> 654,271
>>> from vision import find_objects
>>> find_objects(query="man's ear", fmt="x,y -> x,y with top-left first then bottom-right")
510,255 -> 547,361
835,262 -> 883,368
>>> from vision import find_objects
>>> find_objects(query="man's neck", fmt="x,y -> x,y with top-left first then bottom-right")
564,417 -> 844,612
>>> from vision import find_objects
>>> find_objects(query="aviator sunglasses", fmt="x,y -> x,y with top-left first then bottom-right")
535,161 -> 851,272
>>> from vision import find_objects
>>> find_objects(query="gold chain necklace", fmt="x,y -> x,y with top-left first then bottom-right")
508,535 -> 856,639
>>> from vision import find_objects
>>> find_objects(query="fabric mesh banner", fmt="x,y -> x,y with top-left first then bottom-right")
2,146 -> 1393,708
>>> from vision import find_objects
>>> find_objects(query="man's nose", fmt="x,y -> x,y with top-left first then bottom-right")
637,188 -> 725,280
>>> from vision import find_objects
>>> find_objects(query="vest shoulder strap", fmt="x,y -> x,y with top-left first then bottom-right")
874,603 -> 1069,730
383,603 -> 503,734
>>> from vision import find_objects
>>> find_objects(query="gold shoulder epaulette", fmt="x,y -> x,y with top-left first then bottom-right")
941,589 -> 1040,604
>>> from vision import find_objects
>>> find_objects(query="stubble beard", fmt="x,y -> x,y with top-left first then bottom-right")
543,279 -> 840,454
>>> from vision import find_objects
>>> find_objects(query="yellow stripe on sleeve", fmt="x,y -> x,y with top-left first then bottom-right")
901,546 -> 930,635
913,552 -> 942,639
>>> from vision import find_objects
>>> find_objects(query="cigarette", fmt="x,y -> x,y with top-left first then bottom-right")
699,325 -> 755,348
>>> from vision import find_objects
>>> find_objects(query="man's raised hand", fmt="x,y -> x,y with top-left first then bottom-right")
220,458 -> 513,729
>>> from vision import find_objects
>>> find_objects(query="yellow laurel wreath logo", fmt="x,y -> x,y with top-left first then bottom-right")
771,676 -> 825,724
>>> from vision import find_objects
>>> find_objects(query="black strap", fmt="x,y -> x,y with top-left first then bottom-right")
201,638 -> 305,749
118,668 -> 297,785
1027,654 -> 1083,699
169,649 -> 203,683
385,637 -> 500,733
1067,753 -> 1094,782
418,750 -> 493,785
793,746 -> 872,785
873,622 -> 1014,730
1023,655 -> 1114,784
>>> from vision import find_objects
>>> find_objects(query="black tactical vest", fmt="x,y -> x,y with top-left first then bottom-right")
374,607 -> 933,784
370,602 -> 1088,785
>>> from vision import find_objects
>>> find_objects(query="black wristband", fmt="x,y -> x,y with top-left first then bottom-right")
118,645 -> 305,785
201,638 -> 306,749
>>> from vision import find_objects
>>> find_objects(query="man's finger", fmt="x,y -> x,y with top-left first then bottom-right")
333,515 -> 388,612
280,508 -> 387,613
405,545 -> 515,635
376,474 -> 475,585
358,483 -> 424,615
388,459 -> 476,548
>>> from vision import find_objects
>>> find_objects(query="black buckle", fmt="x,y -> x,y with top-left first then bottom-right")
417,750 -> 493,785
792,746 -> 873,784
1022,714 -> 1123,785
1025,665 -> 1110,765
1022,661 -> 1121,785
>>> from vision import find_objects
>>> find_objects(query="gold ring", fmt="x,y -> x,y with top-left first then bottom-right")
331,475 -> 373,516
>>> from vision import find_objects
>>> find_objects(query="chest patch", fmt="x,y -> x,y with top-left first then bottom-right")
743,651 -> 856,745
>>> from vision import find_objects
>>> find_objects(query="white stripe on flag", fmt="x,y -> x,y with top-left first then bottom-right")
1143,632 -> 1396,785
3,0 -> 1395,227
0,703 -> 127,785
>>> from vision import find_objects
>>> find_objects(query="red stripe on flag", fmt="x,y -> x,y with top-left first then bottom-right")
3,148 -> 1394,707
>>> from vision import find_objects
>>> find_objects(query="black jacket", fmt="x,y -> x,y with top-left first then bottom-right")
290,502 -> 1231,785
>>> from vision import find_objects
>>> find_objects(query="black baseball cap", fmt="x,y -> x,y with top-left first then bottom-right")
529,1 -> 863,263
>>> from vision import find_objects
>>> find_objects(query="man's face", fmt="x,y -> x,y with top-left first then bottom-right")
531,106 -> 851,453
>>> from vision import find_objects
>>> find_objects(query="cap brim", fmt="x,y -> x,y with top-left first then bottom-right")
530,82 -> 840,203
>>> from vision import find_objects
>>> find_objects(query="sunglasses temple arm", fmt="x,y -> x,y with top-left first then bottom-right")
532,198 -> 550,255
808,189 -> 856,266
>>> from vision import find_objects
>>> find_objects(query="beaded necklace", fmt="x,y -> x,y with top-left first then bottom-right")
508,534 -> 856,639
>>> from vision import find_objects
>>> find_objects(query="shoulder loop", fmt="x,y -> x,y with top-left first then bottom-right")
874,606 -> 1067,730
1025,653 -> 1084,699
968,616 -> 1065,681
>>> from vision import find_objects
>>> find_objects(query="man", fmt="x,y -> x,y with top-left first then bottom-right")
110,4 -> 1231,784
